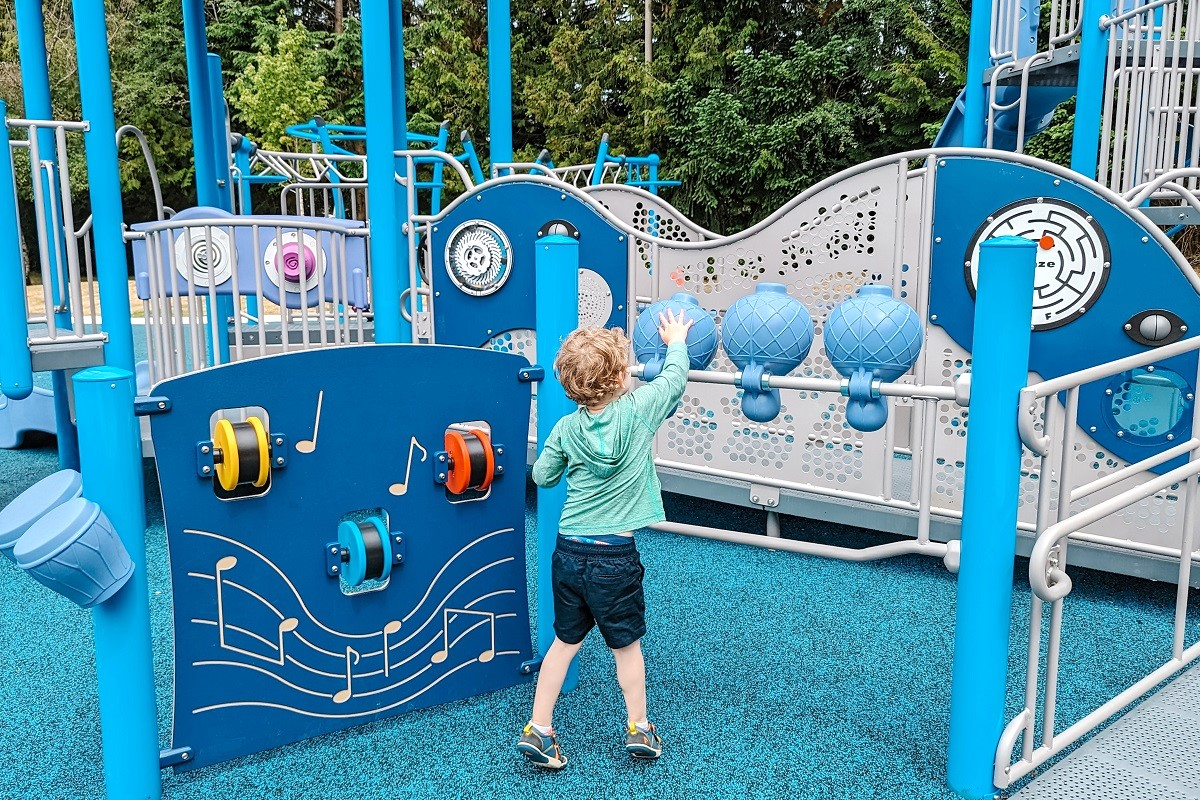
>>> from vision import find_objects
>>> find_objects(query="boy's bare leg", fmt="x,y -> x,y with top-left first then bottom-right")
530,636 -> 584,727
613,639 -> 647,725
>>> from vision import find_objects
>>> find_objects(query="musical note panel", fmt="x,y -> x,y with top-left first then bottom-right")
147,345 -> 534,771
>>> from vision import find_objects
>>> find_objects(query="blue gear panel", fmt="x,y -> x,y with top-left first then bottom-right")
429,181 -> 629,346
148,344 -> 533,771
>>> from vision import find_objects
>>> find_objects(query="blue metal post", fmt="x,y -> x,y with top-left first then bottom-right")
534,233 -> 580,690
72,0 -> 136,375
0,102 -> 33,402
591,133 -> 611,186
74,366 -> 160,800
206,53 -> 236,352
181,0 -> 218,207
206,54 -> 236,355
1070,0 -> 1111,178
487,0 -> 514,172
962,0 -> 995,148
947,236 -> 1037,799
18,0 -> 81,468
362,0 -> 406,342
430,122 -> 451,215
390,0 -> 412,340
206,53 -> 234,211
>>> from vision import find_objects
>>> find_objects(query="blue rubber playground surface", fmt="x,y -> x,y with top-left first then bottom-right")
1,438 -> 1196,800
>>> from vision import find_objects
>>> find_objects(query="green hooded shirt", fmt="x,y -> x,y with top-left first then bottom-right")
532,341 -> 690,536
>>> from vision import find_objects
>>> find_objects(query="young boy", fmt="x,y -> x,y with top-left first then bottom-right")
517,309 -> 694,770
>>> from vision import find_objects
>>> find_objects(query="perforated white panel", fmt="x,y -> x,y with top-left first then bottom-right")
647,162 -> 912,498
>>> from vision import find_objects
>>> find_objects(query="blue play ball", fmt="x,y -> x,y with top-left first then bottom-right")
824,285 -> 923,382
634,292 -> 719,380
720,283 -> 814,374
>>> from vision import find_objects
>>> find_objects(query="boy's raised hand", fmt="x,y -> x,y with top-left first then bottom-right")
657,308 -> 695,346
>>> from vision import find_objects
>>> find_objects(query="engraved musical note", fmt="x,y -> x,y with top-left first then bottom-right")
214,555 -> 238,649
430,608 -> 495,664
332,646 -> 360,704
296,390 -> 324,454
382,620 -> 401,677
389,436 -> 428,496
275,617 -> 299,666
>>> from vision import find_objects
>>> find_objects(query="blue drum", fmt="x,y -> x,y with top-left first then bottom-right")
13,497 -> 133,608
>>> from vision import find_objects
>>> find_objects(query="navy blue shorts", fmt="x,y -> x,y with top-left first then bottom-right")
552,537 -> 646,649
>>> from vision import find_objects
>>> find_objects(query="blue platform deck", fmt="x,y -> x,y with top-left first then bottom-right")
2,440 -> 1198,800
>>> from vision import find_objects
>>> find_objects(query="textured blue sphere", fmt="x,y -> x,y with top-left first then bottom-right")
633,292 -> 719,378
720,283 -> 814,374
824,285 -> 923,381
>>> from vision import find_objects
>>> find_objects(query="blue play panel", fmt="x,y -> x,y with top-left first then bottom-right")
2,435 -> 1198,799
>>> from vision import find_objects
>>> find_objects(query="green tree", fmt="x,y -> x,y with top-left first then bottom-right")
228,15 -> 336,152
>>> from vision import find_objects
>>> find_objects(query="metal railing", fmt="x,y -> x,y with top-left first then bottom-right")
1099,0 -> 1200,196
7,118 -> 102,346
127,216 -> 371,384
996,334 -> 1200,789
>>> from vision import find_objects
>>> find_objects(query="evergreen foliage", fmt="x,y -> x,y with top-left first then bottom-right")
0,0 -> 973,256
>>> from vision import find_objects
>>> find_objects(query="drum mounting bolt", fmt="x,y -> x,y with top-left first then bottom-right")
202,466 -> 211,474
276,457 -> 285,465
331,546 -> 339,554
497,447 -> 504,455
201,445 -> 210,454
275,437 -> 283,446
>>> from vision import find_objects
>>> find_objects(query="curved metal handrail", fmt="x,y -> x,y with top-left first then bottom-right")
116,125 -> 166,221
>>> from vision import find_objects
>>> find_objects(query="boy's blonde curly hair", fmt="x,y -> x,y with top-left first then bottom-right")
554,327 -> 630,407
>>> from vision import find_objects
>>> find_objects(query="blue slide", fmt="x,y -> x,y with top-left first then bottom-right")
934,84 -> 1076,151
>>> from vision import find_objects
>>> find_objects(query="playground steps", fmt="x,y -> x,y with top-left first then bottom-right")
1012,662 -> 1200,799
985,47 -> 1081,88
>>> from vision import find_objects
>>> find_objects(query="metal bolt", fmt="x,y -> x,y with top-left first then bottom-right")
331,546 -> 339,554
1168,433 -> 1176,441
1142,236 -> 1150,243
618,305 -> 624,310
1189,394 -> 1195,401
202,445 -> 211,454
202,466 -> 211,474
158,401 -> 166,409
1053,179 -> 1061,186
1125,323 -> 1133,331
182,753 -> 189,761
1106,389 -> 1113,395
752,495 -> 760,503
561,194 -> 567,200
939,160 -> 947,167
497,447 -> 504,455
496,465 -> 504,474
767,498 -> 777,507
934,237 -> 942,243
618,236 -> 625,242
1090,426 -> 1098,433
1147,365 -> 1156,372
395,536 -> 403,544
1183,326 -> 1189,333
1117,430 -> 1125,437
438,472 -> 446,480
332,565 -> 339,574
487,329 -> 493,335
276,457 -> 284,465
930,314 -> 938,322
275,437 -> 284,446
435,291 -> 441,297
396,554 -> 403,562
438,454 -> 447,462
476,195 -> 482,201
